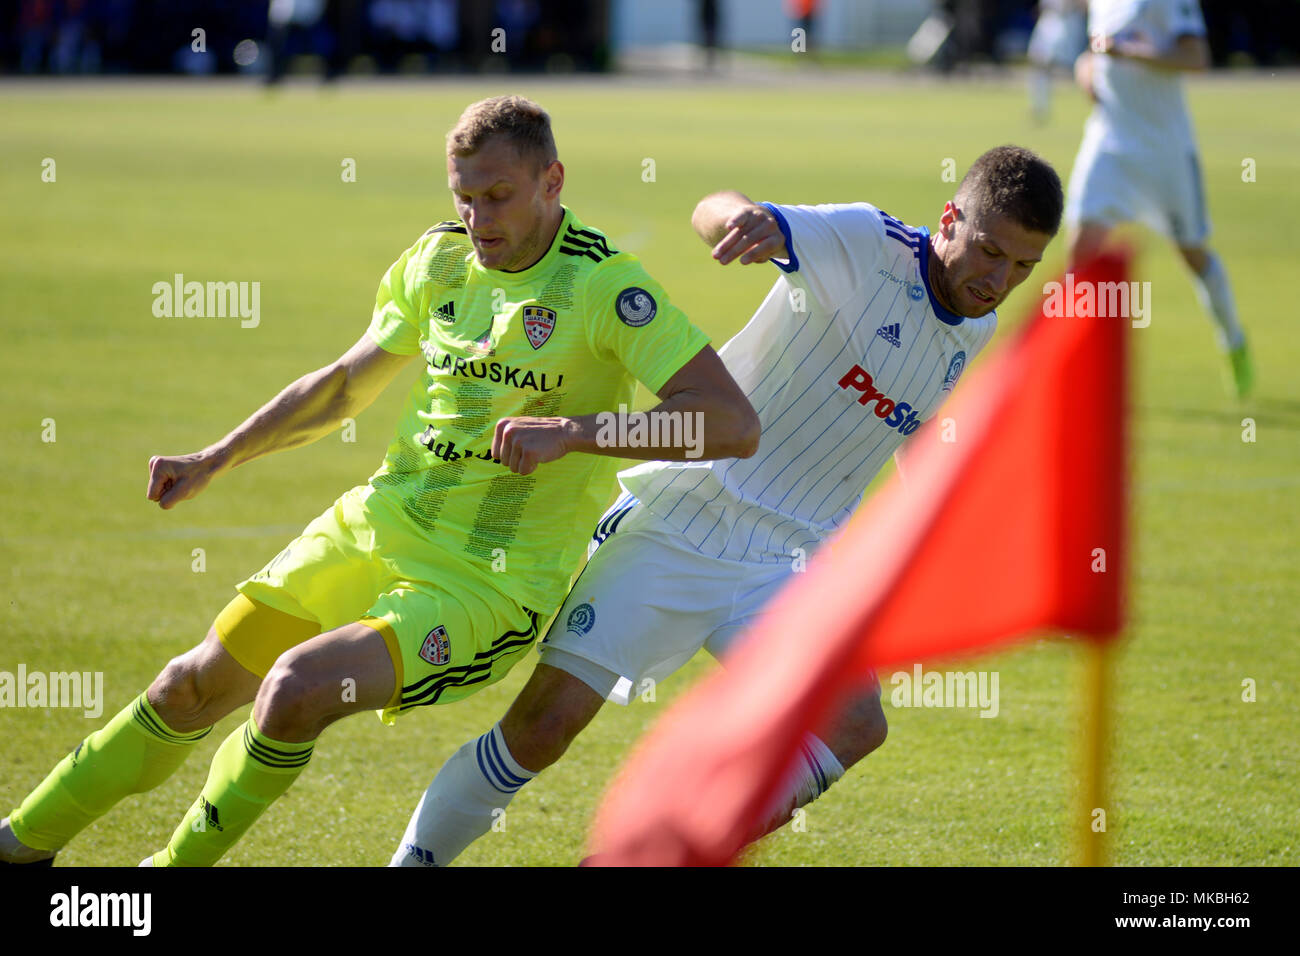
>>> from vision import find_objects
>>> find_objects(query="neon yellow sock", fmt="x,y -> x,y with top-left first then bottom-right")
156,718 -> 314,867
9,693 -> 211,852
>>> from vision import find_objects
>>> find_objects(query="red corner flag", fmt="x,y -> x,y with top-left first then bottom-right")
586,252 -> 1130,867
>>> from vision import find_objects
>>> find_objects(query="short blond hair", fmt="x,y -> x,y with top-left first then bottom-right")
446,96 -> 558,172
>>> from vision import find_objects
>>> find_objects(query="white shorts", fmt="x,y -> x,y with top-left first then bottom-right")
1065,138 -> 1211,246
538,494 -> 803,705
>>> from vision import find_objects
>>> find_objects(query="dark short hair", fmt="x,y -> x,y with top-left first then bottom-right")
954,146 -> 1063,236
446,95 -> 558,173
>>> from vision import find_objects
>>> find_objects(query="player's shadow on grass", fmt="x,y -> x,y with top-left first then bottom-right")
1137,399 -> 1300,431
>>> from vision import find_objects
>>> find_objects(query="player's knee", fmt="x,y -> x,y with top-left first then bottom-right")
1179,245 -> 1210,274
1068,221 -> 1110,266
149,650 -> 213,732
830,695 -> 888,770
864,705 -> 888,755
256,656 -> 330,736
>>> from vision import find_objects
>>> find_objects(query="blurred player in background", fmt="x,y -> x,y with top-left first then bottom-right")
1069,0 -> 1252,396
392,146 -> 1063,866
1027,0 -> 1088,123
0,95 -> 756,867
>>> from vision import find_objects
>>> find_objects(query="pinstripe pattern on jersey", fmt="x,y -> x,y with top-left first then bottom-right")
621,204 -> 997,564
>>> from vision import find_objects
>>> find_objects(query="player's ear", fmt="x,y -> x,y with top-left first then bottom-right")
939,201 -> 960,239
541,159 -> 564,199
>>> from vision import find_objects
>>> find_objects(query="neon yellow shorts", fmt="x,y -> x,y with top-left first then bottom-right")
231,484 -> 542,724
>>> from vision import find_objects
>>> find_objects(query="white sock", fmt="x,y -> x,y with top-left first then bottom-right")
1029,68 -> 1050,120
757,733 -> 846,835
1193,253 -> 1245,350
389,722 -> 536,867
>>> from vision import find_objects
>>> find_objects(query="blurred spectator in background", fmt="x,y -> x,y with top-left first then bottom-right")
786,0 -> 820,54
1,0 -> 1295,77
265,0 -> 326,83
1027,0 -> 1086,122
368,0 -> 459,72
697,0 -> 718,71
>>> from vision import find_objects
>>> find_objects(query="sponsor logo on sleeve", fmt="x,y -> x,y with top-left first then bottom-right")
615,287 -> 657,327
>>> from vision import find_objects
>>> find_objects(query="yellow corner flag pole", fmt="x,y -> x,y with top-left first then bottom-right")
1077,638 -> 1115,866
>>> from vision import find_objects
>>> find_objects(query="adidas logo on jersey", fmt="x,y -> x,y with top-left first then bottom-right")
434,301 -> 456,323
837,364 -> 923,434
875,323 -> 902,348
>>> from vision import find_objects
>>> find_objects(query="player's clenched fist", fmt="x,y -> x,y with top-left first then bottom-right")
713,204 -> 784,266
491,417 -> 575,476
147,452 -> 220,509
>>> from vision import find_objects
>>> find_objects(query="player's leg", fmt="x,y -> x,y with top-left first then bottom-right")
1161,144 -> 1251,396
1,597 -> 316,865
391,660 -> 604,867
1064,138 -> 1135,270
749,679 -> 888,839
392,499 -> 715,866
148,619 -> 396,866
703,564 -> 890,842
1178,242 -> 1251,396
1067,220 -> 1111,268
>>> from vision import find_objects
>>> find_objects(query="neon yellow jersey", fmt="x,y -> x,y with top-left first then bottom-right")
366,205 -> 711,612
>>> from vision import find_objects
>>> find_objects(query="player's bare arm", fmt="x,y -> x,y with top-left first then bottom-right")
491,345 -> 760,475
146,332 -> 414,509
692,190 -> 789,264
1093,32 -> 1209,72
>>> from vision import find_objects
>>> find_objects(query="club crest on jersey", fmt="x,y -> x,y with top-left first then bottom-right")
942,351 -> 966,393
566,603 -> 595,636
419,626 -> 451,666
523,306 -> 556,349
909,283 -> 925,301
615,287 -> 656,327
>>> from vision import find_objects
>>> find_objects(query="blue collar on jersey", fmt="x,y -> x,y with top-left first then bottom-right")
917,227 -> 966,327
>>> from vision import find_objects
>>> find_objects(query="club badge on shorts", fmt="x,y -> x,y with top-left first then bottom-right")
566,603 -> 595,635
523,306 -> 556,349
419,625 -> 451,666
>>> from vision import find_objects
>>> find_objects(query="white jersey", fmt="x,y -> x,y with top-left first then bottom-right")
1084,0 -> 1206,154
618,202 -> 995,565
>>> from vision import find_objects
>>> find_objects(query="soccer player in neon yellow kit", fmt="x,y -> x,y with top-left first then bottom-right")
0,96 -> 758,866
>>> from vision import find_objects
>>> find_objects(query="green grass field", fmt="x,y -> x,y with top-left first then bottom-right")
1,74 -> 1296,867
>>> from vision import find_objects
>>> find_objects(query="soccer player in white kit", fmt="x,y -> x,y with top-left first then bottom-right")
1068,0 -> 1252,396
1028,0 -> 1088,123
390,147 -> 1063,866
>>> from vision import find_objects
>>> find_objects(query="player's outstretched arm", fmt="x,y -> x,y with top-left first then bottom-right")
146,332 -> 414,509
1094,33 -> 1209,72
491,345 -> 760,476
692,191 -> 789,265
